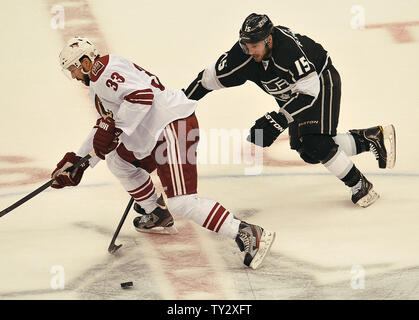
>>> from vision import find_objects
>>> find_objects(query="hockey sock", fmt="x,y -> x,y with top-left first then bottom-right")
323,149 -> 361,187
332,133 -> 358,156
127,176 -> 158,213
341,165 -> 362,188
167,194 -> 241,239
202,202 -> 241,239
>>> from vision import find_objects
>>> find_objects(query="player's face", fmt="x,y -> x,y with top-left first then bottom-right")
67,65 -> 86,84
67,60 -> 91,86
245,40 -> 268,62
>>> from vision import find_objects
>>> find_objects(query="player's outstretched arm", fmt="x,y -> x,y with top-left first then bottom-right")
184,42 -> 250,101
183,70 -> 213,100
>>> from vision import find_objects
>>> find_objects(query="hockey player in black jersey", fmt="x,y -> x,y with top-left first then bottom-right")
184,13 -> 396,207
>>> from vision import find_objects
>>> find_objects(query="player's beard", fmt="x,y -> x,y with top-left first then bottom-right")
83,73 -> 90,86
262,45 -> 272,60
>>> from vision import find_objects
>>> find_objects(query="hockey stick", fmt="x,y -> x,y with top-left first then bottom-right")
108,197 -> 134,254
0,152 -> 94,218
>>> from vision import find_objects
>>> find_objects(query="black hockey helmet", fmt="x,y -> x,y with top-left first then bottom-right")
239,13 -> 274,53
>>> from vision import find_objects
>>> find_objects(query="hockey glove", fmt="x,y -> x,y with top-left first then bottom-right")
51,152 -> 89,189
93,118 -> 122,160
247,111 -> 289,147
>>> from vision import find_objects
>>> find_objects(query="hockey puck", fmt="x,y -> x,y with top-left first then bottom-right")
120,281 -> 133,289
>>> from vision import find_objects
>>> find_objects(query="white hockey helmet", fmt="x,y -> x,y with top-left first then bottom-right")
59,37 -> 98,77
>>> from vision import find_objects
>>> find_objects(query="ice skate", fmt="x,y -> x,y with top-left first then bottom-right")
133,196 -> 178,235
351,174 -> 380,208
350,125 -> 396,169
235,221 -> 275,269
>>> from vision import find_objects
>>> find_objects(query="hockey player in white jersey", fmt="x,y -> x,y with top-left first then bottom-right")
50,37 -> 275,269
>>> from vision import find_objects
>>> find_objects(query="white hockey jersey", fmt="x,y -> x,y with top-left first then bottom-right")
77,54 -> 198,166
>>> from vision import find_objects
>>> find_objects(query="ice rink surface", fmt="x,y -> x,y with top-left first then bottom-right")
0,0 -> 418,300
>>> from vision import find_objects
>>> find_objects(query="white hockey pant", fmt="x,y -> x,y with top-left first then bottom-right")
167,194 -> 240,239
106,151 -> 158,213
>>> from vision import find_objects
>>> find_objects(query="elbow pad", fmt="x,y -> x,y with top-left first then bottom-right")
183,70 -> 213,101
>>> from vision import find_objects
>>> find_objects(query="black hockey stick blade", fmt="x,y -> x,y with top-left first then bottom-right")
108,197 -> 135,254
0,153 -> 92,218
108,244 -> 122,254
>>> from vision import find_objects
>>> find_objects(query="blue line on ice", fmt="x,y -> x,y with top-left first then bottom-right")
199,172 -> 419,179
0,172 -> 417,199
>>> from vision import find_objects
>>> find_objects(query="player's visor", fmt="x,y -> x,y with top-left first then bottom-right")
239,40 -> 250,55
239,38 -> 269,55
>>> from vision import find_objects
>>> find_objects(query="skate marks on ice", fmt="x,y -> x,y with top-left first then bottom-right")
0,219 -> 222,299
117,177 -> 419,300
4,246 -> 419,299
2,214 -> 419,300
0,250 -> 161,300
0,221 -> 161,300
275,253 -> 419,300
134,217 -> 236,300
234,208 -> 260,220
65,218 -> 234,299
216,240 -> 419,299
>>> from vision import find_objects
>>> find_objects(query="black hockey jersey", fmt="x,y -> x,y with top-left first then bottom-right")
184,25 -> 331,122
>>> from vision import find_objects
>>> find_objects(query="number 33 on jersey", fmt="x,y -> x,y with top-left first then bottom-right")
86,54 -> 197,160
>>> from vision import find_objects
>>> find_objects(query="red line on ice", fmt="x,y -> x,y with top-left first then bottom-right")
366,21 -> 419,43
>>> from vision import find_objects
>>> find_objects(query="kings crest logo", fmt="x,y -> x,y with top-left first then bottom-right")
91,61 -> 104,76
261,77 -> 292,101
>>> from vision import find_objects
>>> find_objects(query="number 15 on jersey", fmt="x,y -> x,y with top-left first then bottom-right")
294,56 -> 310,76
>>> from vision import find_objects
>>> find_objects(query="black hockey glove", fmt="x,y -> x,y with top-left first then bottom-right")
247,111 -> 289,147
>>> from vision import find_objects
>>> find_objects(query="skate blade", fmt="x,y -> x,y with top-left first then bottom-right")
383,124 -> 396,169
135,225 -> 178,235
249,230 -> 276,270
356,189 -> 380,208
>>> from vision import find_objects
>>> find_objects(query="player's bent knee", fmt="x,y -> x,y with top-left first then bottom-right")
300,134 -> 339,164
167,194 -> 220,227
166,194 -> 198,219
297,149 -> 320,164
106,151 -> 139,178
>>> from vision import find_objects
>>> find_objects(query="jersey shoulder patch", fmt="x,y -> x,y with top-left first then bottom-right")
90,55 -> 110,82
215,42 -> 252,77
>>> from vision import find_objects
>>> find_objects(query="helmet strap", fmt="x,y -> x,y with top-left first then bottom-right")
262,36 -> 272,60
